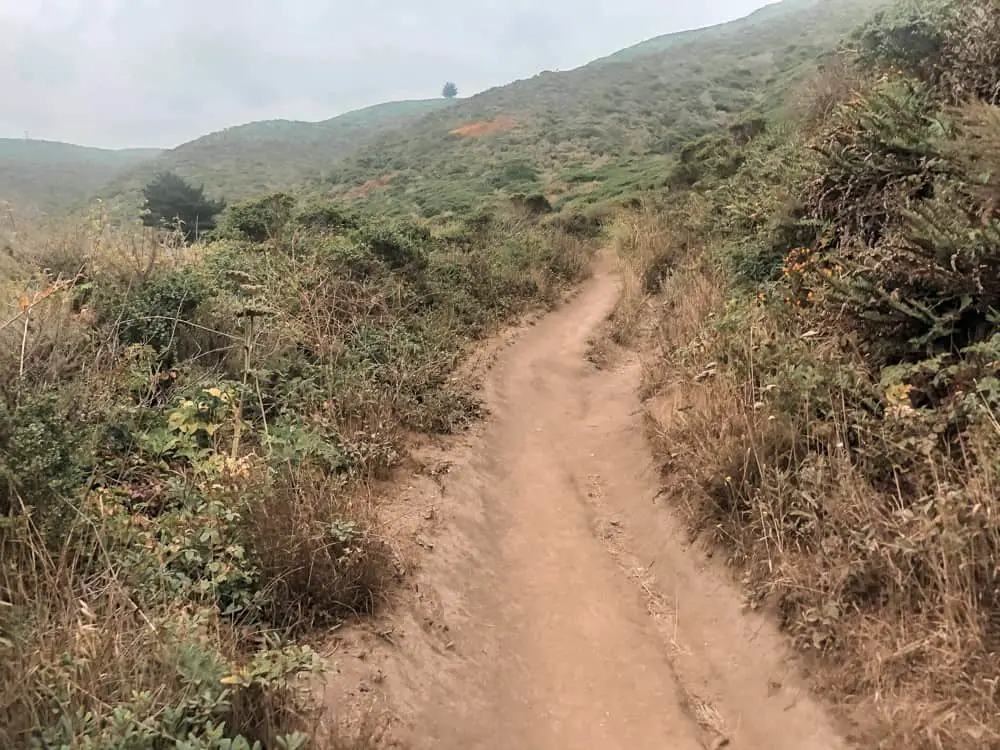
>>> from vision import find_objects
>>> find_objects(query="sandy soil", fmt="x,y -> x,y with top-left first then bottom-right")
322,251 -> 852,750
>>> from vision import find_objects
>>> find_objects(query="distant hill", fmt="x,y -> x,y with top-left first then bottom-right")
600,0 -> 821,62
0,140 -> 161,213
4,0 -> 888,218
0,100 -> 455,215
321,0 -> 890,217
98,99 -> 457,209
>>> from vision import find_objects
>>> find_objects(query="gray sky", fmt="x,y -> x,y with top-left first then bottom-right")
1,0 -> 777,150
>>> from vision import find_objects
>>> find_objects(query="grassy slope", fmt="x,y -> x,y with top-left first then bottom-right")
613,0 -> 1000,746
98,99 -> 456,209
0,140 -> 161,213
323,0 -> 889,218
602,0 -> 825,62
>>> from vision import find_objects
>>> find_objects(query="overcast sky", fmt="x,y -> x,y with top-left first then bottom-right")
1,0 -> 777,150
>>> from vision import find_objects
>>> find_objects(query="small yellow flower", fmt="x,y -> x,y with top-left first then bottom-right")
885,383 -> 914,408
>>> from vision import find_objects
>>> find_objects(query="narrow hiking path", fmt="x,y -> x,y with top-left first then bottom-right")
328,251 -> 851,749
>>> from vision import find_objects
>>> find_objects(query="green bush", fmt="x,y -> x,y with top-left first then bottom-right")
855,0 -> 1000,105
356,218 -> 430,272
486,161 -> 539,189
853,1 -> 950,81
0,392 -> 81,517
97,266 -> 212,361
293,201 -> 360,233
805,77 -> 951,246
218,193 -> 297,243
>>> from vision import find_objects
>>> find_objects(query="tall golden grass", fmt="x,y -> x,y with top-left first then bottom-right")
615,206 -> 1000,749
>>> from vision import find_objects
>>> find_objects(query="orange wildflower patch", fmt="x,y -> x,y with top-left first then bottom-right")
345,172 -> 398,199
450,116 -> 517,138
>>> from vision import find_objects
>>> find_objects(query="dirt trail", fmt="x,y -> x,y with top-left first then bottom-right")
327,251 -> 851,749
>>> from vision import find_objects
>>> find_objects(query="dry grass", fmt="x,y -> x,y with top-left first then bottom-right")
786,53 -> 866,129
641,260 -> 723,397
607,211 -> 663,345
0,208 -> 196,395
641,254 -> 1000,748
607,201 -> 708,347
0,517 -> 314,749
244,465 -> 392,631
0,466 -> 388,749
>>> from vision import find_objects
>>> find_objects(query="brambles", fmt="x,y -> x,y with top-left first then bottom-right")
804,77 -> 950,247
855,0 -> 1000,105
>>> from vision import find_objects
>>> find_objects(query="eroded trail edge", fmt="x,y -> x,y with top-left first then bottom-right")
324,252 -> 850,750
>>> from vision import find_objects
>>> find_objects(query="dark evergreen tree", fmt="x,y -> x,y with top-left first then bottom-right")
442,82 -> 458,99
141,172 -> 225,242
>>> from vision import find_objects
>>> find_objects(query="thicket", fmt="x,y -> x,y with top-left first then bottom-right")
0,195 -> 591,748
630,0 -> 1000,746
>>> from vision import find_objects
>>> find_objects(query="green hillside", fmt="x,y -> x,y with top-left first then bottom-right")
0,140 -> 161,212
99,99 -> 456,208
84,0 -> 887,220
6,1 -> 883,219
321,0 -> 891,218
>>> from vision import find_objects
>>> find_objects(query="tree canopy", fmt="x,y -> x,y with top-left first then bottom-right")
141,171 -> 225,241
442,82 -> 458,99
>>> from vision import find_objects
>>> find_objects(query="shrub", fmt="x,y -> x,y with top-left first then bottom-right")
219,193 -> 297,243
97,265 -> 212,361
795,80 -> 1000,365
789,53 -> 864,127
141,172 -> 225,242
510,193 -> 553,216
818,198 -> 1000,364
853,1 -> 950,83
0,524 -> 320,750
804,77 -> 950,247
487,161 -> 539,189
637,2 -> 1000,745
855,0 -> 1000,105
1,172 -> 595,749
355,218 -> 430,272
667,133 -> 745,188
0,392 -> 81,517
294,201 -> 361,233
